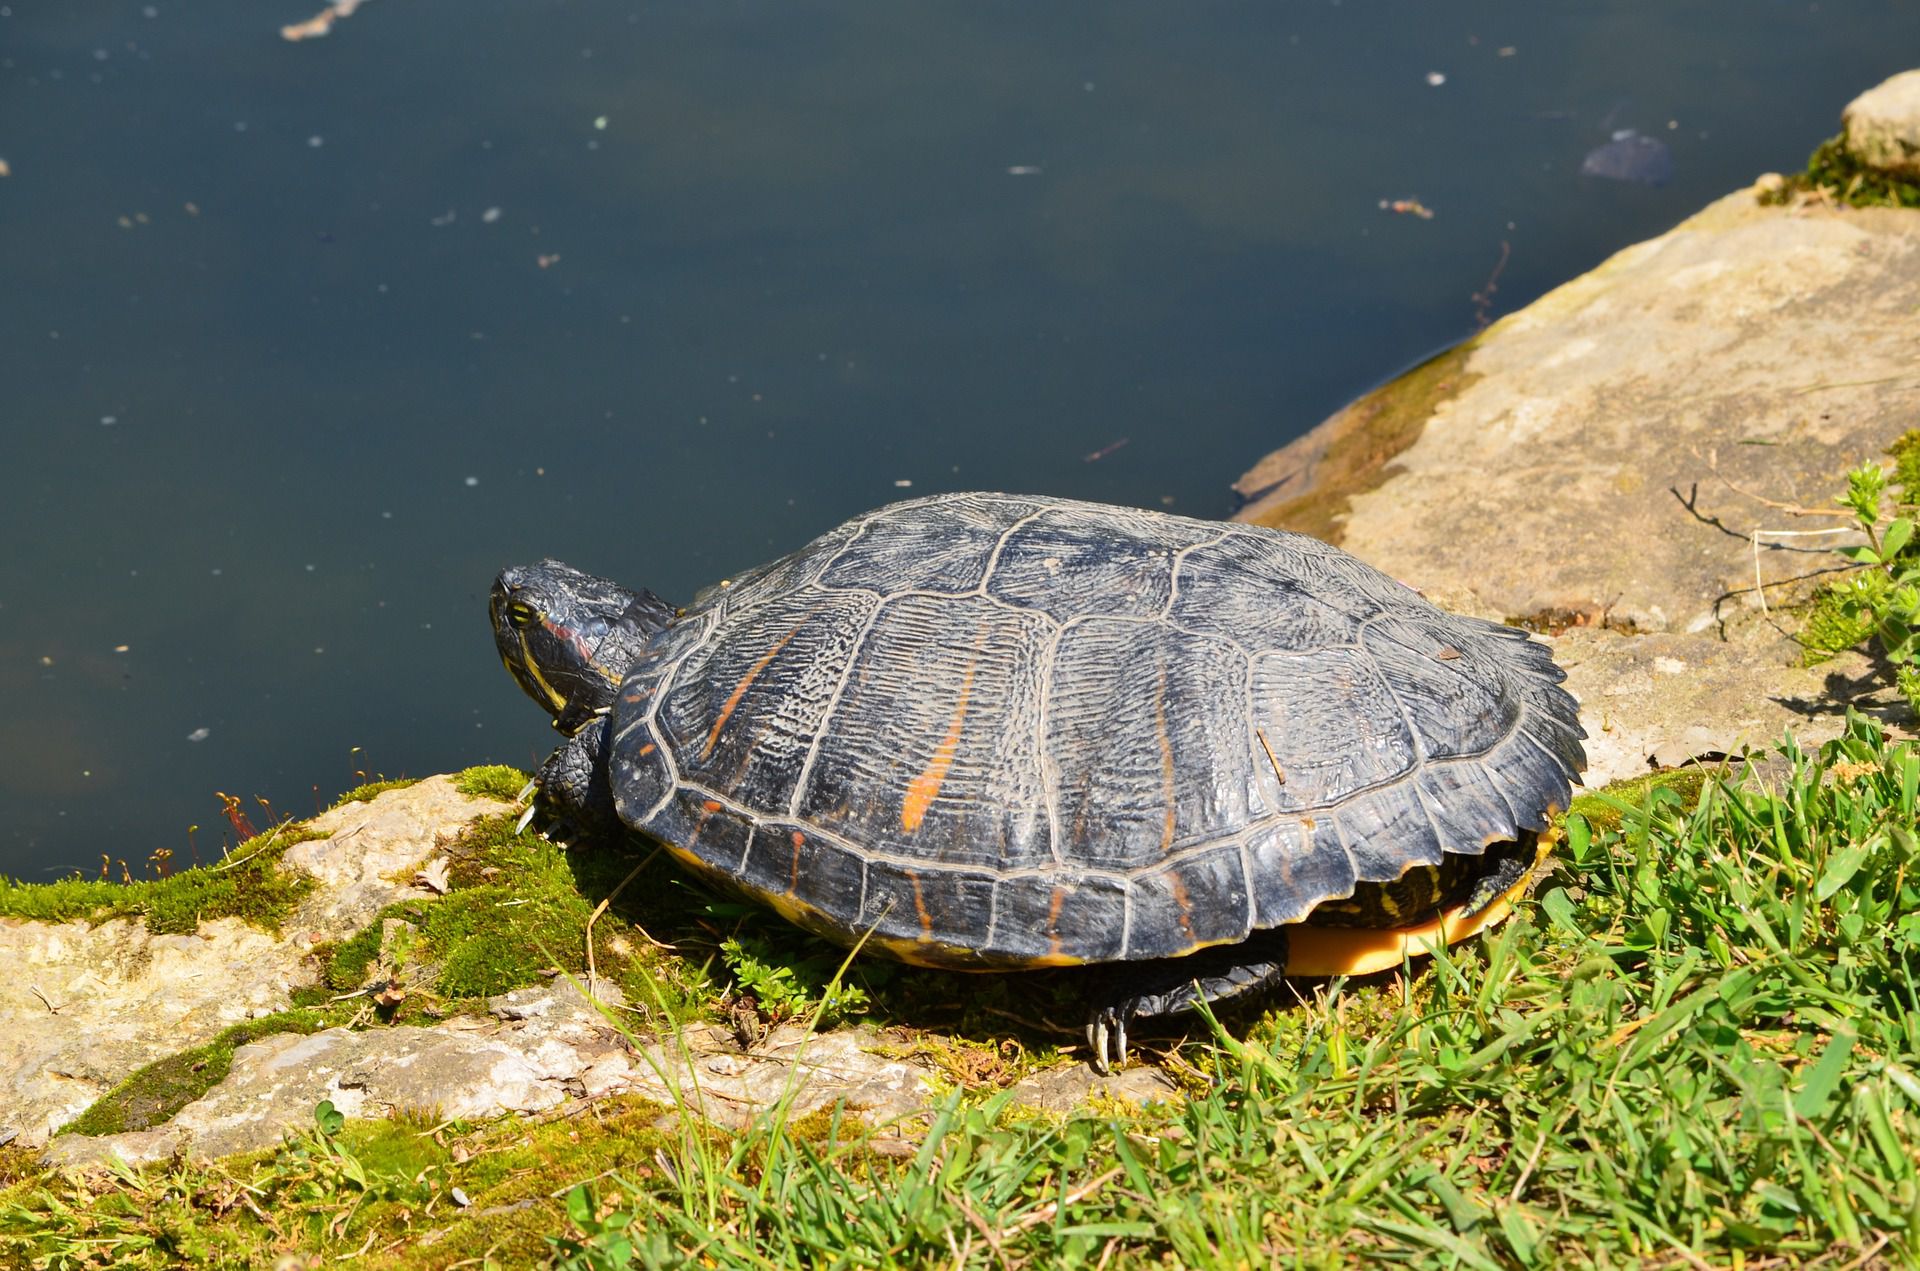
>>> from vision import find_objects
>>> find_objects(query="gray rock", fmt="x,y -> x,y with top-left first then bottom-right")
1008,1062 -> 1180,1116
1843,69 -> 1920,181
1237,178 -> 1920,772
0,776 -> 498,1150
47,979 -> 938,1167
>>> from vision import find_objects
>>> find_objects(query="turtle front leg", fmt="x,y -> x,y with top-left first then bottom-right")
1083,927 -> 1291,1073
532,714 -> 622,840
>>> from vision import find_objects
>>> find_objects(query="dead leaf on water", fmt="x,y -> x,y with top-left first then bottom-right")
282,0 -> 370,42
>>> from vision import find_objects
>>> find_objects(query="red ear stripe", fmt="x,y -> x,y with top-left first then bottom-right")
542,618 -> 596,665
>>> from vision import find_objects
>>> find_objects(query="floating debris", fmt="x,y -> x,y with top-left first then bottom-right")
1084,437 -> 1131,463
1006,164 -> 1043,176
1580,131 -> 1673,186
1380,197 -> 1435,220
186,727 -> 211,742
282,0 -> 371,42
1425,71 -> 1447,87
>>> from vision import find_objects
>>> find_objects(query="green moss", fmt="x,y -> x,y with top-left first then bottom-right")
1238,340 -> 1479,545
59,1006 -> 355,1138
454,763 -> 532,802
310,813 -> 694,1011
1760,133 -> 1920,209
1800,578 -> 1881,664
1567,766 -> 1710,835
1794,429 -> 1920,667
0,824 -> 323,935
425,885 -> 596,997
327,777 -> 420,808
1890,428 -> 1920,503
319,901 -> 430,991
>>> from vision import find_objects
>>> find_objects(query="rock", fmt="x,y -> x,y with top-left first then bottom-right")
1553,629 -> 1892,786
0,776 -> 498,1150
1007,1062 -> 1180,1116
1581,132 -> 1674,187
1236,173 -> 1920,771
1843,69 -> 1920,181
46,979 -> 938,1167
283,776 -> 498,936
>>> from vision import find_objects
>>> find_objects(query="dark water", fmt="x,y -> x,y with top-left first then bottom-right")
4,1 -> 1915,880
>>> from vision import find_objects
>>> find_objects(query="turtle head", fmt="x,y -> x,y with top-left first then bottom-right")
491,559 -> 673,735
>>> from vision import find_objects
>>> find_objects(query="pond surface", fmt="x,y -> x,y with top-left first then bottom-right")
4,1 -> 1916,880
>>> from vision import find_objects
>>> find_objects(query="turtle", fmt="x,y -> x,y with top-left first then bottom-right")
491,493 -> 1585,1070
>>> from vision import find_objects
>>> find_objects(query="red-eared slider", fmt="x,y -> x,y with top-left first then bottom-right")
492,493 -> 1584,1069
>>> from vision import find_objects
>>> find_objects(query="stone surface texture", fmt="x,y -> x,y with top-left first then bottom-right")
0,776 -> 494,1150
1844,68 -> 1920,180
43,980 -> 937,1167
1237,177 -> 1920,781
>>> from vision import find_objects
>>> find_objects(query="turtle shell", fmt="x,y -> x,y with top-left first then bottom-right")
605,493 -> 1584,969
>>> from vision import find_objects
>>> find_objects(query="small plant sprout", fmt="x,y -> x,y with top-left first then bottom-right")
1826,440 -> 1920,714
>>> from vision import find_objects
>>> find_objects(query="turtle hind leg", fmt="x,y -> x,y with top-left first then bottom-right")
1083,928 -> 1291,1073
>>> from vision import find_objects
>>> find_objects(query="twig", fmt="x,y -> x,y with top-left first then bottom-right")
1750,528 -> 1861,617
586,848 -> 663,998
974,1003 -> 1079,1036
1471,239 -> 1511,330
1256,728 -> 1286,786
945,1225 -> 974,1271
1507,1131 -> 1549,1202
1003,1166 -> 1124,1236
1694,446 -> 1852,518
1836,1232 -> 1892,1271
1790,372 -> 1920,396
953,1193 -> 1014,1271
334,1230 -> 377,1261
29,985 -> 62,1014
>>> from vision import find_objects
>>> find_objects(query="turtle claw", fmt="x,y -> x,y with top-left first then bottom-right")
514,802 -> 539,834
515,779 -> 537,804
1085,1004 -> 1133,1074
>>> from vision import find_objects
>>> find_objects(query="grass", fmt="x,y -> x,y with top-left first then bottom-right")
0,822 -> 322,935
1760,133 -> 1920,209
328,777 -> 422,808
0,762 -> 529,933
4,718 -> 1916,1266
456,763 -> 535,803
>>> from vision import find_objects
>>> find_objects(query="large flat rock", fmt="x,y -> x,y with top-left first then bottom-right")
1237,182 -> 1920,773
0,776 -> 496,1150
43,980 -> 940,1167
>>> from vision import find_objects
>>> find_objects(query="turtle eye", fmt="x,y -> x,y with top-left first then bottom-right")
507,601 -> 539,630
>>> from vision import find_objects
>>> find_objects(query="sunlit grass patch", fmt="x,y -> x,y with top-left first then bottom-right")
0,822 -> 322,934
537,712 -> 1920,1268
326,776 -> 421,809
455,763 -> 534,803
5,718 -> 1917,1267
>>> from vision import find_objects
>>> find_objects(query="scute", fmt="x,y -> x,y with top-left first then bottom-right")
603,492 -> 1586,966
